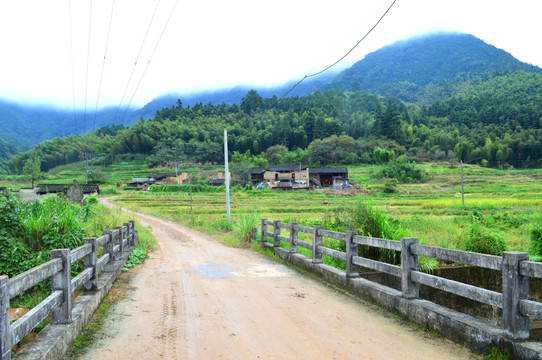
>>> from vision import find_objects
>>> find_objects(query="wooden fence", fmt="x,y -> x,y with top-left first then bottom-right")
1,221 -> 137,360
261,219 -> 542,343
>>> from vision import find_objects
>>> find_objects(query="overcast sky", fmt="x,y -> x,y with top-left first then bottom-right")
0,0 -> 541,110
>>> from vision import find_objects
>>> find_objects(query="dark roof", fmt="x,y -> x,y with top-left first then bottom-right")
309,167 -> 348,175
267,165 -> 308,172
209,178 -> 225,186
148,173 -> 178,180
244,168 -> 266,174
36,183 -> 100,195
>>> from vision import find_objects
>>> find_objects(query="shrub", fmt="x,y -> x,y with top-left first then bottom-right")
462,222 -> 507,255
380,160 -> 426,183
529,224 -> 542,256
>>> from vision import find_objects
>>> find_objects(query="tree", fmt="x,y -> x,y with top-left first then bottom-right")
23,156 -> 42,188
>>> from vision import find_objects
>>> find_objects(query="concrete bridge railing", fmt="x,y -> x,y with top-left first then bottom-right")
1,221 -> 137,360
261,219 -> 542,359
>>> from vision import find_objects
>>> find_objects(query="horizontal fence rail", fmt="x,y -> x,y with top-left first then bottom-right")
260,218 -> 542,342
0,220 -> 137,360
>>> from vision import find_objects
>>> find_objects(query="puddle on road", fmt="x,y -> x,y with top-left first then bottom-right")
190,263 -> 236,278
190,262 -> 289,279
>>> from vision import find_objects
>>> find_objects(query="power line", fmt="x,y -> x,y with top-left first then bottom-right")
83,0 -> 94,133
112,0 -> 162,126
119,0 -> 180,123
281,0 -> 397,98
68,0 -> 77,134
92,0 -> 116,131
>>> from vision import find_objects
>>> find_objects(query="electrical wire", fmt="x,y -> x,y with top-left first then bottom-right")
119,0 -> 180,123
83,0 -> 94,133
112,0 -> 162,125
92,0 -> 116,131
68,0 -> 77,134
281,0 -> 397,98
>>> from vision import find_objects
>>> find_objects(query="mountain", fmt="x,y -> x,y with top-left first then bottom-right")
2,31 -> 541,159
0,100 -> 142,152
322,32 -> 542,105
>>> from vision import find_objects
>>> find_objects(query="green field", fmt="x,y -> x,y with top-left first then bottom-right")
3,161 -> 542,255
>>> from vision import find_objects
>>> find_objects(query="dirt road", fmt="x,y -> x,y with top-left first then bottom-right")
79,198 -> 479,359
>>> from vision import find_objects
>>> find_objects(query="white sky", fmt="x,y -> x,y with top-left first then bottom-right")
0,0 -> 541,110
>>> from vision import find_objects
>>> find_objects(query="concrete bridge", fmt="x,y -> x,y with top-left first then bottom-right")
4,206 -> 542,359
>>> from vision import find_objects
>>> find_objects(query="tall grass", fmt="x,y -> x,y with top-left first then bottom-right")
232,212 -> 260,246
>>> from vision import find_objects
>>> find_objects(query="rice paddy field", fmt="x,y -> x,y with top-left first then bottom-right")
3,160 -> 542,254
105,162 -> 542,254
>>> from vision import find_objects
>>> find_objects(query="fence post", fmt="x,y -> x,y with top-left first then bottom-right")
313,226 -> 323,264
273,221 -> 280,248
83,238 -> 98,290
123,223 -> 130,250
503,251 -> 530,340
289,222 -> 298,254
261,219 -> 267,245
401,237 -> 419,299
51,249 -> 72,324
129,220 -> 136,246
251,227 -> 257,243
1,276 -> 11,360
103,230 -> 114,269
346,231 -> 359,278
115,226 -> 124,259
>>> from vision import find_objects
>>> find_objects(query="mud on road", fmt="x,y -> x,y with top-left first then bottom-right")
75,199 -> 480,359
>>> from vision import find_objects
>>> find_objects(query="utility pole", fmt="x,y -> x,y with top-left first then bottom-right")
461,160 -> 465,206
224,129 -> 231,222
189,175 -> 193,212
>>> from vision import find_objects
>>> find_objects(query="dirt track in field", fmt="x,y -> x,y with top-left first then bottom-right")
76,198 -> 479,359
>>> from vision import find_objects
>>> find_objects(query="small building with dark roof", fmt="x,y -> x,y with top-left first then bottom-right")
309,167 -> 349,187
245,168 -> 266,184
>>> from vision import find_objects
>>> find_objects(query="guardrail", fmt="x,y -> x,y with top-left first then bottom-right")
1,221 -> 137,360
261,219 -> 542,358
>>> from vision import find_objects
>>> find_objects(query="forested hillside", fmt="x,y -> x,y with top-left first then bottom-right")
4,68 -> 542,175
323,32 -> 542,105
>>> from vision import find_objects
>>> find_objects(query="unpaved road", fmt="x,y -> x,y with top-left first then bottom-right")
79,198 -> 479,359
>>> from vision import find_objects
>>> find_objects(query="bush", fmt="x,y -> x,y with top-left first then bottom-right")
529,224 -> 542,256
380,160 -> 426,183
462,222 -> 507,255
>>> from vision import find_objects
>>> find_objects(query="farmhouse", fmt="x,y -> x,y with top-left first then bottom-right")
16,181 -> 99,202
128,172 -> 189,187
245,165 -> 349,189
309,167 -> 349,188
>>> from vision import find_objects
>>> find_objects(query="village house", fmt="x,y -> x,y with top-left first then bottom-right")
127,172 -> 189,187
16,181 -> 99,202
245,166 -> 349,189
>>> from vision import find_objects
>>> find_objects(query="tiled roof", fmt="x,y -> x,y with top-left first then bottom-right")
309,168 -> 348,175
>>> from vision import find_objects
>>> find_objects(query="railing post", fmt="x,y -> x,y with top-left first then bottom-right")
401,237 -> 419,299
261,219 -> 267,245
123,223 -> 130,250
1,275 -> 11,360
251,227 -> 257,243
346,231 -> 359,278
313,226 -> 323,264
51,249 -> 72,324
83,238 -> 98,290
115,226 -> 123,259
503,251 -> 530,340
273,221 -> 280,247
129,220 -> 136,246
103,230 -> 114,269
289,222 -> 298,254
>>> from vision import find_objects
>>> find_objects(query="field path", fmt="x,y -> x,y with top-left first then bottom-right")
78,197 -> 479,359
